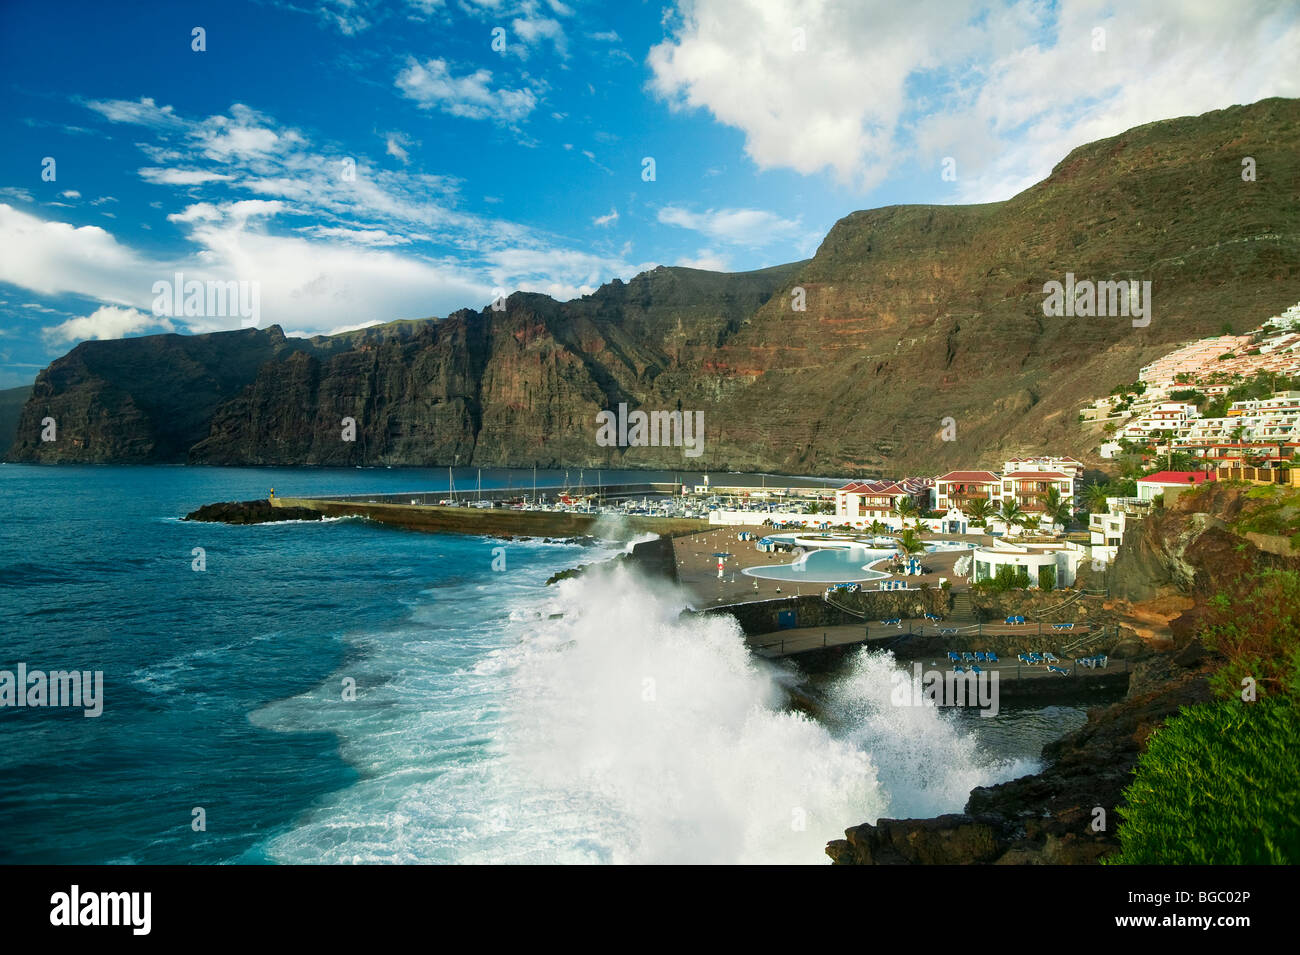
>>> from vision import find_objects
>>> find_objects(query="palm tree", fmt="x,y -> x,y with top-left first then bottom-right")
892,497 -> 918,522
896,527 -> 926,556
964,498 -> 993,526
998,498 -> 1026,533
1021,514 -> 1041,536
1041,486 -> 1073,528
868,519 -> 886,536
1085,480 -> 1110,514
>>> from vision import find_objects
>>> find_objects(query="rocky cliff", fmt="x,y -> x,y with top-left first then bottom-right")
8,98 -> 1300,472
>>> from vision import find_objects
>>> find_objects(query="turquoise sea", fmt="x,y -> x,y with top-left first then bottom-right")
0,465 -> 1085,864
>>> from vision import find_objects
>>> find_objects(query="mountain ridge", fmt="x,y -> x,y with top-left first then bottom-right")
7,97 -> 1300,474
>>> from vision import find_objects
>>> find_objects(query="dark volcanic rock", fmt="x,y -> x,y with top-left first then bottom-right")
183,500 -> 323,524
827,660 -> 1213,864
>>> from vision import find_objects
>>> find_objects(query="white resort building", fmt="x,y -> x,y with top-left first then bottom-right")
970,540 -> 1083,589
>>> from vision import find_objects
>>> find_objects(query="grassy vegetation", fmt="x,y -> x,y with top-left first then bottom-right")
1108,696 -> 1300,864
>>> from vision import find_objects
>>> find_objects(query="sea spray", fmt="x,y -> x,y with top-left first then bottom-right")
256,558 -> 1035,863
825,649 -> 1038,820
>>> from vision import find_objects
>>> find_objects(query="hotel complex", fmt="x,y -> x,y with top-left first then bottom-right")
1084,302 -> 1300,465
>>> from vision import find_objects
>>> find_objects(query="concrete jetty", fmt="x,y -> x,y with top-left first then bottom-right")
268,494 -> 708,539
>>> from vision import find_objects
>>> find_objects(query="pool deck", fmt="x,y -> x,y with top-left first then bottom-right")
672,526 -> 984,608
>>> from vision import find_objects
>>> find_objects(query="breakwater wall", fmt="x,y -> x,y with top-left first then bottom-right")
696,590 -> 951,636
697,594 -> 855,635
629,536 -> 678,582
270,496 -> 708,540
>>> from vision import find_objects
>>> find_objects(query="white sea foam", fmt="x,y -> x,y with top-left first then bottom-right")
254,558 -> 1033,864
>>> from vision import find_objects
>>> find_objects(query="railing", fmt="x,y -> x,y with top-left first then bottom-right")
822,592 -> 867,618
1029,589 -> 1085,618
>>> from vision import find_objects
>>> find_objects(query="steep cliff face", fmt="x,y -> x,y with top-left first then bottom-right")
704,97 -> 1300,473
0,385 -> 32,454
9,98 -> 1300,471
7,326 -> 314,462
183,263 -> 799,466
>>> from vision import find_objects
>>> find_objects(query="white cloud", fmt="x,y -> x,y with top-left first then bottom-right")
677,250 -> 731,271
0,202 -> 494,337
593,207 -> 619,227
60,190 -> 81,199
395,58 -> 539,125
0,203 -> 150,306
85,96 -> 187,130
649,0 -> 1300,197
385,131 -> 413,163
297,226 -> 417,246
197,104 -> 301,161
511,15 -> 568,58
44,306 -> 175,345
139,168 -> 234,186
657,205 -> 802,247
485,246 -> 655,301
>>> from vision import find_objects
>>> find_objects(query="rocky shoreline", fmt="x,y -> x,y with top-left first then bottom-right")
183,499 -> 324,524
827,482 -> 1300,864
826,653 -> 1213,863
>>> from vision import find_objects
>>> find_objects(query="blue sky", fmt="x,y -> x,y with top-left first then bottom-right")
1,0 -> 1297,388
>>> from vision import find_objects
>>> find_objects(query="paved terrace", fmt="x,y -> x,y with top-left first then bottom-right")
672,526 -> 987,607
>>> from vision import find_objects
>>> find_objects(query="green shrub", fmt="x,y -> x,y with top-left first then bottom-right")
1038,565 -> 1056,590
1108,696 -> 1300,864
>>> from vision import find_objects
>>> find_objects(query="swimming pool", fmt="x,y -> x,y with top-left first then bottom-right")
739,536 -> 977,583
741,545 -> 895,583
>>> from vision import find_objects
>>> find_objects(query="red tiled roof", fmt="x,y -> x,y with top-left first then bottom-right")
1138,471 -> 1218,485
936,470 -> 1000,482
1003,471 -> 1073,479
838,481 -> 906,495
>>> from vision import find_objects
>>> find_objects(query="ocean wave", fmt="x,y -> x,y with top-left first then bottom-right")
251,554 -> 1033,864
